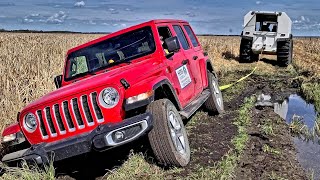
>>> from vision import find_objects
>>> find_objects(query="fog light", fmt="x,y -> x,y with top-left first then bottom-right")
114,131 -> 125,142
2,134 -> 17,143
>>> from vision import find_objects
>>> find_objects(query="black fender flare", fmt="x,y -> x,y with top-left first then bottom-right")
124,79 -> 182,111
205,59 -> 218,79
152,79 -> 182,110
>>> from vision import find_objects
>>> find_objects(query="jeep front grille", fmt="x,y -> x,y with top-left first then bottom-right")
36,92 -> 104,139
91,92 -> 103,122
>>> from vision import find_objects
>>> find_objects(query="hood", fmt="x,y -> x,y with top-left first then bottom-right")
24,68 -> 124,112
22,56 -> 160,112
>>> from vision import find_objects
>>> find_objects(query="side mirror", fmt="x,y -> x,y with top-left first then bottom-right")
164,36 -> 181,53
54,75 -> 62,89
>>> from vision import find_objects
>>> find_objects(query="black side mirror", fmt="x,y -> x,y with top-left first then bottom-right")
54,75 -> 62,89
165,36 -> 180,53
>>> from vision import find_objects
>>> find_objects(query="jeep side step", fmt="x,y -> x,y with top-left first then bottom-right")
179,89 -> 210,119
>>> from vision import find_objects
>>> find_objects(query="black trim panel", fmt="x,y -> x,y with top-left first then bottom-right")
241,36 -> 254,40
153,79 -> 182,110
2,113 -> 153,166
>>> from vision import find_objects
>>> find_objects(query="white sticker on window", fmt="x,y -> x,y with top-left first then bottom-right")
175,65 -> 192,89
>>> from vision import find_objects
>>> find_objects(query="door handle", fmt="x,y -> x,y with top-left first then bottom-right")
193,56 -> 198,60
182,59 -> 189,65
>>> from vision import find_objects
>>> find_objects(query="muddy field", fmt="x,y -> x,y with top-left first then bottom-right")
0,34 -> 319,179
54,70 -> 308,180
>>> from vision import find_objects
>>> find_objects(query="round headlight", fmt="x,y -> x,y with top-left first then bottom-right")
24,113 -> 37,132
99,87 -> 120,108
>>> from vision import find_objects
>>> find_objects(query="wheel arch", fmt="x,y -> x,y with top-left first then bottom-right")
200,59 -> 217,89
152,80 -> 182,111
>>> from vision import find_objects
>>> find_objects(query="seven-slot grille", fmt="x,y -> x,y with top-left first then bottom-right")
36,92 -> 104,139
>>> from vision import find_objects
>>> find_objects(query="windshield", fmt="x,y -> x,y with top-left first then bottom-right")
65,26 -> 155,81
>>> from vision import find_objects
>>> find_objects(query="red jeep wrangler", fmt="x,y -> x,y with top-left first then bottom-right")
1,19 -> 224,168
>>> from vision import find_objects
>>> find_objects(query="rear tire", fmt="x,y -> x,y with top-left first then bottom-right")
204,71 -> 224,114
239,38 -> 256,63
277,39 -> 293,67
147,99 -> 190,167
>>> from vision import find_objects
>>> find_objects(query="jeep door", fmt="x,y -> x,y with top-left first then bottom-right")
157,24 -> 195,107
180,24 -> 204,96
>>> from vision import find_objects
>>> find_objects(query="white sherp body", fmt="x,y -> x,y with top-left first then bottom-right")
243,11 -> 292,54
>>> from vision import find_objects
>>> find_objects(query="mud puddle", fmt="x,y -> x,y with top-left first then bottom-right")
275,94 -> 320,178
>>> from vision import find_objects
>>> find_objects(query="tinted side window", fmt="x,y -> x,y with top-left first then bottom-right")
158,26 -> 172,41
158,26 -> 172,51
184,25 -> 199,47
173,25 -> 190,50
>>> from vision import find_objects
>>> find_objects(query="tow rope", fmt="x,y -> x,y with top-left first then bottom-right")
219,47 -> 265,91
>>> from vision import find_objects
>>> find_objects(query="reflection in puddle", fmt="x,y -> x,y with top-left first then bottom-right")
274,94 -> 320,178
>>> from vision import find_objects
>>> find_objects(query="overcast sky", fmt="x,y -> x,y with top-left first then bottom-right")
0,0 -> 319,36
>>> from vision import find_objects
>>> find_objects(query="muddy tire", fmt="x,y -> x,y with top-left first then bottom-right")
251,53 -> 259,62
239,38 -> 255,63
277,39 -> 293,67
204,71 -> 224,114
147,99 -> 190,167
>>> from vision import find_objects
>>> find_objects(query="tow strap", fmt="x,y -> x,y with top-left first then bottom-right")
219,47 -> 265,91
219,66 -> 257,90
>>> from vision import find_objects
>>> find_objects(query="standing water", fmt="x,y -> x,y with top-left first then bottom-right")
274,94 -> 320,178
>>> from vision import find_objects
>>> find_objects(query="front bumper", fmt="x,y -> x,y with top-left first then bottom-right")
2,112 -> 152,166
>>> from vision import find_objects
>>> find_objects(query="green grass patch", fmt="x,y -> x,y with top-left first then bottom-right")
219,73 -> 246,103
262,144 -> 281,156
301,82 -> 320,111
104,153 -> 174,180
1,161 -> 55,180
268,171 -> 287,180
261,120 -> 274,136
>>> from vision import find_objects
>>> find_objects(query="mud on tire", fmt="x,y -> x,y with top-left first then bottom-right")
147,99 -> 190,167
239,38 -> 258,63
204,71 -> 224,114
277,39 -> 293,67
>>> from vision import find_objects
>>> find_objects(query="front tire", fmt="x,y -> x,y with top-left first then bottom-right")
147,99 -> 190,167
204,71 -> 224,114
239,38 -> 255,63
277,39 -> 293,67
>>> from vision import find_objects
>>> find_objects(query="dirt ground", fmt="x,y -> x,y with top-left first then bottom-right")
235,107 -> 307,180
232,76 -> 307,180
54,70 -> 307,180
178,71 -> 307,179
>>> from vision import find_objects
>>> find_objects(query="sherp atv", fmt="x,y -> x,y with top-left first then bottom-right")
240,11 -> 293,67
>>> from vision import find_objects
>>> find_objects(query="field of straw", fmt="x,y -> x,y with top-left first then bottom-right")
0,33 -> 319,179
0,33 -> 319,132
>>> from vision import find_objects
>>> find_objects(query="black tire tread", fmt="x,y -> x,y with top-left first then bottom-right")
204,71 -> 224,114
239,38 -> 256,63
277,39 -> 293,67
147,99 -> 189,167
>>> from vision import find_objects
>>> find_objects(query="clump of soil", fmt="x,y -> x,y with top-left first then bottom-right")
233,74 -> 307,180
234,107 -> 307,179
180,72 -> 307,179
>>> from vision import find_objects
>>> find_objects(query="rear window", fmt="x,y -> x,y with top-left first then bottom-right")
184,25 -> 199,47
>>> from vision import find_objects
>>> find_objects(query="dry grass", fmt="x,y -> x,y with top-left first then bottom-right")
293,38 -> 320,78
0,33 -> 103,133
2,34 -> 317,132
0,33 -> 319,178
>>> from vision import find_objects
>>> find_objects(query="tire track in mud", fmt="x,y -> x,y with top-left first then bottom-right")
57,72 -> 306,179
179,73 -> 306,179
179,76 -> 261,176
